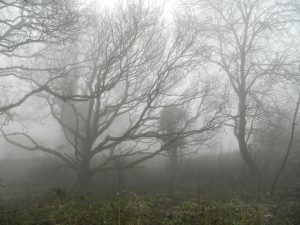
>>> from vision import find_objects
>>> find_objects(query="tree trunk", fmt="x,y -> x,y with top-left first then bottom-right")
168,146 -> 179,190
117,167 -> 125,191
77,159 -> 92,187
237,93 -> 259,175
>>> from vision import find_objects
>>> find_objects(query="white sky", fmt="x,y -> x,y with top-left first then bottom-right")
84,0 -> 179,20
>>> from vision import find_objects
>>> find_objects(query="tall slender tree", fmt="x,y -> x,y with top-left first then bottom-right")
187,0 -> 293,175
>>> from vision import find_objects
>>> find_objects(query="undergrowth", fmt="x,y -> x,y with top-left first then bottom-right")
0,191 -> 298,225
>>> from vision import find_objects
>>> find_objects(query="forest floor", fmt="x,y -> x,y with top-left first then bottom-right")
0,189 -> 299,225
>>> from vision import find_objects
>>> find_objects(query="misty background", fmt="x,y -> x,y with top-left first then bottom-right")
0,0 -> 300,204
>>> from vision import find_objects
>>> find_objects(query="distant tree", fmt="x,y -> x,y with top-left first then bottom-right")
159,106 -> 187,188
248,108 -> 285,191
270,63 -> 300,195
160,106 -> 187,154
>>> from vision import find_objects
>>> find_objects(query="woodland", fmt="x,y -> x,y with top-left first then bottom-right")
0,0 -> 300,224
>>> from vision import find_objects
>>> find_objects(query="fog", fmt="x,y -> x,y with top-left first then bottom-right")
0,0 -> 300,224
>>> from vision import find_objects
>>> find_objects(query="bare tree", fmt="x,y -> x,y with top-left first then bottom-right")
0,0 -> 82,116
186,0 -> 294,175
159,106 -> 187,188
1,2 -> 226,186
160,107 -> 186,165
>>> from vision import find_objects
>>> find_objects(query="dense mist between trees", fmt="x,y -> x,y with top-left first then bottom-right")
0,0 -> 300,224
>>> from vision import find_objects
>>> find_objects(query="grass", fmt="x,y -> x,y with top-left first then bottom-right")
0,190 -> 298,225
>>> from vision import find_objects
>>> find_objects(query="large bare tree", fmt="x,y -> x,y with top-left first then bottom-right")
1,2 -> 226,185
